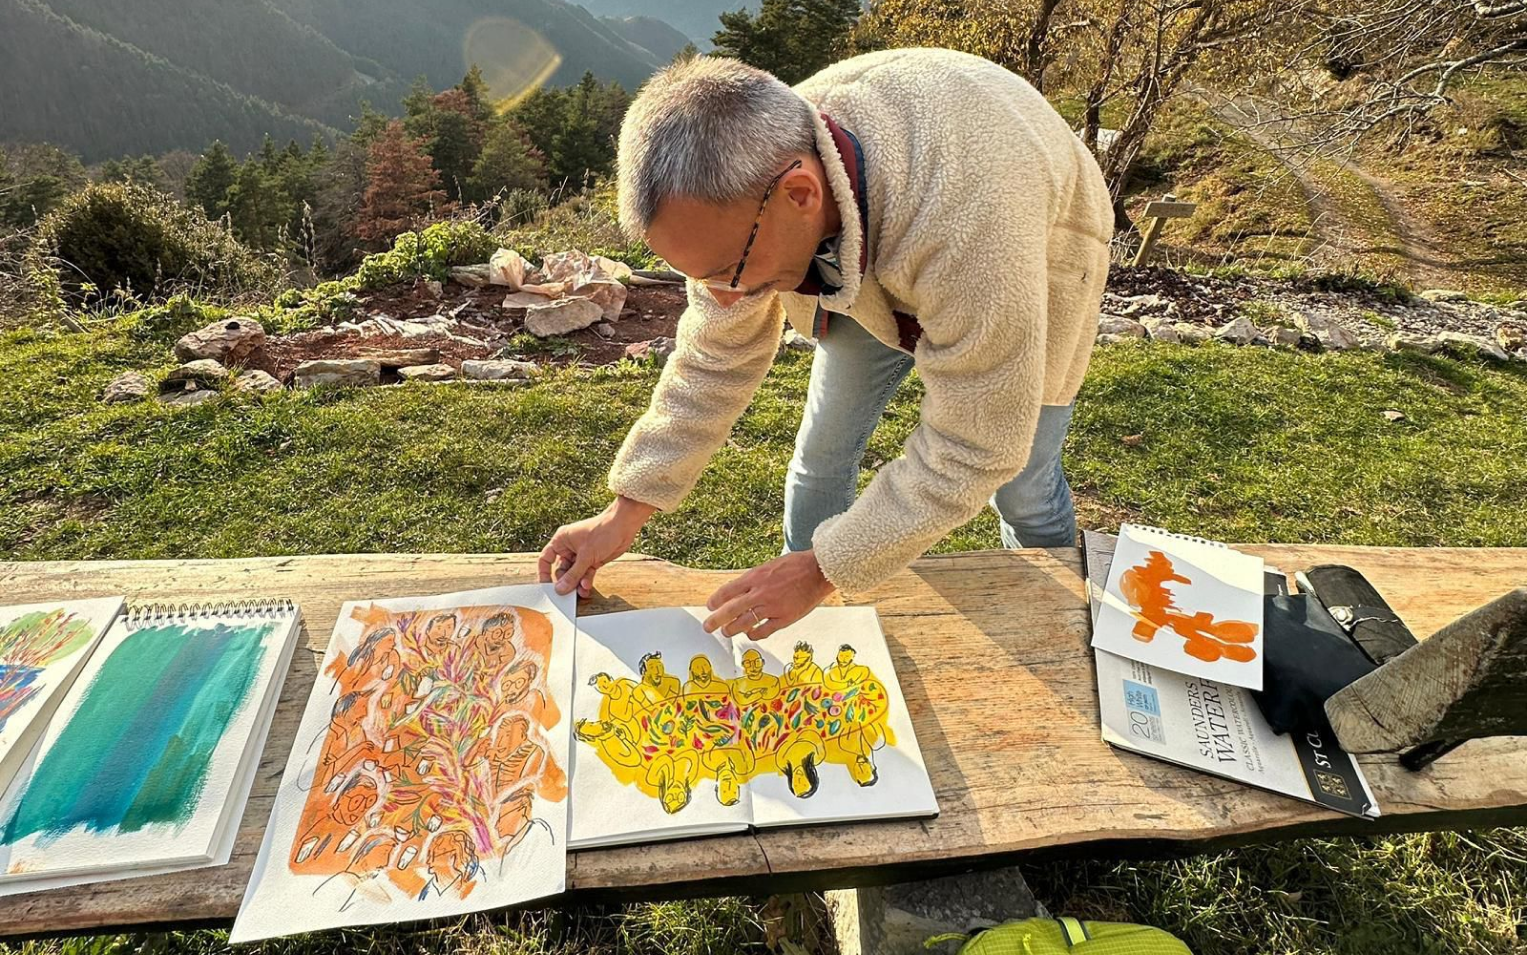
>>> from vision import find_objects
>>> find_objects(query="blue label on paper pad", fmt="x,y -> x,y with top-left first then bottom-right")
1121,679 -> 1167,744
1124,680 -> 1161,716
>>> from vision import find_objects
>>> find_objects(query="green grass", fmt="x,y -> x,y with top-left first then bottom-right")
4,321 -> 1527,955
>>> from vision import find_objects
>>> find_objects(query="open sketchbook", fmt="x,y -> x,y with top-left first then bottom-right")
570,607 -> 938,849
0,600 -> 301,894
0,596 -> 124,798
1085,531 -> 1378,819
231,584 -> 577,943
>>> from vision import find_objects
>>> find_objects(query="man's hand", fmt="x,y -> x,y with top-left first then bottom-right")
539,497 -> 656,597
702,549 -> 836,639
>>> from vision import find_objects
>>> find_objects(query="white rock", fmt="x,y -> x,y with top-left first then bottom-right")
1493,323 -> 1525,353
1142,319 -> 1180,343
627,337 -> 677,367
1419,289 -> 1468,303
1095,333 -> 1131,345
571,280 -> 628,321
173,316 -> 266,364
159,388 -> 219,407
1097,316 -> 1148,338
232,370 -> 283,393
102,370 -> 151,403
163,358 -> 231,387
1213,316 -> 1260,345
502,290 -> 556,309
1272,327 -> 1302,348
1174,323 -> 1212,344
1318,324 -> 1361,351
781,328 -> 817,352
424,279 -> 443,298
524,297 -> 604,337
292,359 -> 381,388
1293,310 -> 1334,334
399,363 -> 457,382
449,264 -> 492,287
488,248 -> 531,288
592,322 -> 616,340
461,359 -> 537,381
1437,331 -> 1510,361
1388,333 -> 1442,354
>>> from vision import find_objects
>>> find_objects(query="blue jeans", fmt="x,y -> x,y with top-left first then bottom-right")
783,316 -> 1078,553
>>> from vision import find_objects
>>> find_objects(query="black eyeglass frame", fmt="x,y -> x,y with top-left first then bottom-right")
726,158 -> 805,290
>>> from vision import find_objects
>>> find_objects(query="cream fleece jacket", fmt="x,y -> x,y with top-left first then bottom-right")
607,48 -> 1114,594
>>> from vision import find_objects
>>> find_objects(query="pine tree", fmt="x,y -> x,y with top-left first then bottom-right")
226,159 -> 293,250
406,87 -> 485,202
467,118 -> 546,203
185,140 -> 238,220
356,120 -> 448,246
713,0 -> 861,84
457,64 -> 496,128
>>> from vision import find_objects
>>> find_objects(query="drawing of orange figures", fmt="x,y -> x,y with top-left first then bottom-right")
1119,550 -> 1260,664
289,603 -> 566,909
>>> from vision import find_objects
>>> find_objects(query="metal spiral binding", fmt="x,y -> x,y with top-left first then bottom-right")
1131,524 -> 1228,549
124,597 -> 296,627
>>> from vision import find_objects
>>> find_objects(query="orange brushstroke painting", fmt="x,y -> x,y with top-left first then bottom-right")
1119,550 -> 1260,664
288,603 -> 565,907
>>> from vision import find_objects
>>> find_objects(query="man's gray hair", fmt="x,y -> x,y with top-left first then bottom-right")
618,56 -> 817,236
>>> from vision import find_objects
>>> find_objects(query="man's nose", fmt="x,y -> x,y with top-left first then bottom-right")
709,288 -> 746,308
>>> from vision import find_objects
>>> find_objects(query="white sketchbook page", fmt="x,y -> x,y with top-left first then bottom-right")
569,608 -> 752,849
231,585 -> 577,943
0,611 -> 299,896
746,608 -> 939,829
1093,524 -> 1267,690
0,596 -> 125,794
0,609 -> 291,881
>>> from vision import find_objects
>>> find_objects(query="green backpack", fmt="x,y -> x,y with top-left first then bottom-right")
930,916 -> 1193,955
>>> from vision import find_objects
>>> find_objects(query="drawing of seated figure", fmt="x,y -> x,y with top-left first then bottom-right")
420,828 -> 480,900
783,641 -> 825,686
683,654 -> 727,697
732,647 -> 780,704
633,651 -> 681,706
824,644 -> 871,689
644,749 -> 702,814
471,612 -> 518,676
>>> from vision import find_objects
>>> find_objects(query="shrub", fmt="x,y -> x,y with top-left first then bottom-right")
30,182 -> 279,307
352,219 -> 498,287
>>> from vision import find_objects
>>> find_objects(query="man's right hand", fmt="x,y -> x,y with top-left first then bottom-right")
538,496 -> 657,598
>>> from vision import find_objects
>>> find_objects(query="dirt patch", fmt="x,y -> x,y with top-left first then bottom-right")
261,281 -> 688,377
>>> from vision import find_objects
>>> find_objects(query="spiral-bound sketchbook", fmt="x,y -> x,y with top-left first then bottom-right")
0,596 -> 125,799
0,599 -> 301,894
1092,523 -> 1267,690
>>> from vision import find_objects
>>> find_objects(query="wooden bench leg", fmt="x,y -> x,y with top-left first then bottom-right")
824,868 -> 1047,955
1325,587 -> 1527,762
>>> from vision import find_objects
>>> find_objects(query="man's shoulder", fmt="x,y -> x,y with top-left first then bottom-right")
796,48 -> 1020,98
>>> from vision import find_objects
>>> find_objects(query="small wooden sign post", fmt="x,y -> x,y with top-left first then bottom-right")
1131,192 -> 1197,267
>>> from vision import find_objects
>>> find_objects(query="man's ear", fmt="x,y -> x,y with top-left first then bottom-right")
781,168 -> 823,213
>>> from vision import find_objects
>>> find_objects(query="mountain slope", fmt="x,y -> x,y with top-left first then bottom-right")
34,0 -> 410,129
602,15 -> 692,63
576,0 -> 758,44
0,0 -> 335,162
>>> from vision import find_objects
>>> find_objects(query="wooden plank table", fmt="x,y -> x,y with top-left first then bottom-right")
3,546 -> 1526,937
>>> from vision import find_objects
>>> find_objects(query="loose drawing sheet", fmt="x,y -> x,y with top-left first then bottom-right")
570,606 -> 937,848
0,609 -> 293,881
1093,524 -> 1267,690
231,585 -> 577,943
0,597 -> 124,796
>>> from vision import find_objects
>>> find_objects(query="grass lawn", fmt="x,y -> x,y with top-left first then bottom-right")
2,317 -> 1526,954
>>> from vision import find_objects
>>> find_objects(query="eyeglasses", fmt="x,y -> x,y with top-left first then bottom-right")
690,159 -> 804,293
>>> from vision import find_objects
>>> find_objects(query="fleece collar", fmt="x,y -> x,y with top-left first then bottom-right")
794,107 -> 866,309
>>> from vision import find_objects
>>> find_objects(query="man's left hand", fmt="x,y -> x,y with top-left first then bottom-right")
702,549 -> 836,639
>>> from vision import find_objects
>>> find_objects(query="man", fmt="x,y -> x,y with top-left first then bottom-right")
824,644 -> 870,690
539,49 -> 1113,639
633,651 -> 682,704
732,647 -> 781,704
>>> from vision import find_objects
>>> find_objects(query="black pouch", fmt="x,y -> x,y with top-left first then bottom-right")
1301,564 -> 1419,665
1251,592 -> 1382,735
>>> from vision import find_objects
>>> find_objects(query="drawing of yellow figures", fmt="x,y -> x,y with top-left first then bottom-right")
575,643 -> 896,814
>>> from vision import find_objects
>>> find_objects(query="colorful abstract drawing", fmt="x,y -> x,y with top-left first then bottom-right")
288,603 -> 567,908
0,621 -> 272,845
1120,550 -> 1260,664
0,610 -> 97,735
576,642 -> 895,814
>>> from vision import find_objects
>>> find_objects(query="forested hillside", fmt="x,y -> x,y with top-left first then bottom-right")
2,0 -> 682,160
0,0 -> 335,161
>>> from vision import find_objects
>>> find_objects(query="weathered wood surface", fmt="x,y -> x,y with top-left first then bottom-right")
2,545 -> 1526,936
